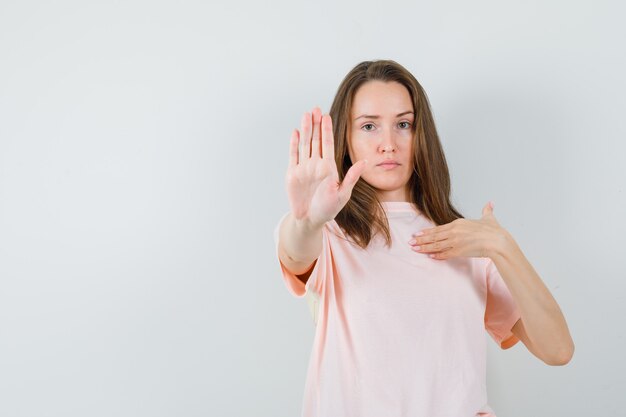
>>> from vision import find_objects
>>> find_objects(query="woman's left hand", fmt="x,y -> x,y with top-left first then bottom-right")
408,201 -> 510,260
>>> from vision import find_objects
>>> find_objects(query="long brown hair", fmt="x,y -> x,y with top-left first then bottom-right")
329,59 -> 464,249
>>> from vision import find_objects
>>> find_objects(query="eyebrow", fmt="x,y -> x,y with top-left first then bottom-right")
354,111 -> 414,121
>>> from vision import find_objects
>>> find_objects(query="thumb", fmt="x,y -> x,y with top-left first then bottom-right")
482,201 -> 494,218
338,159 -> 368,202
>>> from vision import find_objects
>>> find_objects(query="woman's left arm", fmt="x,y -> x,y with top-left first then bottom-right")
409,201 -> 575,366
488,228 -> 575,365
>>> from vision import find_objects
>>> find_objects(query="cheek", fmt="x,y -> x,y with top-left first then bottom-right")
402,136 -> 414,155
350,138 -> 372,159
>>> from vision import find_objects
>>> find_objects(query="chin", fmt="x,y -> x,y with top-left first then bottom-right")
363,178 -> 408,191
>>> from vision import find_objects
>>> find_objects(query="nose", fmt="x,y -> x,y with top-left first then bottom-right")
378,127 -> 397,153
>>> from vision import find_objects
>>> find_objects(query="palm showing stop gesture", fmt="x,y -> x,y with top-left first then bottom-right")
286,107 -> 368,228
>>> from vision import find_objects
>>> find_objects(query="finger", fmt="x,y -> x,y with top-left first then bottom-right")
429,248 -> 455,260
311,108 -> 323,160
413,239 -> 453,253
413,222 -> 454,237
321,114 -> 335,161
338,159 -> 368,202
299,112 -> 312,162
289,129 -> 299,167
412,229 -> 450,246
482,202 -> 493,217
310,107 -> 322,159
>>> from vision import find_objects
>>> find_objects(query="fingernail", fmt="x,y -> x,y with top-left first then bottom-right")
413,231 -> 423,236
408,239 -> 416,245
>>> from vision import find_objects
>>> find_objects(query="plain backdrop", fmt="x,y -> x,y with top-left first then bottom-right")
0,0 -> 624,416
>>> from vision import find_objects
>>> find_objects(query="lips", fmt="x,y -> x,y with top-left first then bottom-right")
377,160 -> 400,166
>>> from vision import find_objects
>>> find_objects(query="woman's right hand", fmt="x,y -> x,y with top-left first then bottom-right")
286,107 -> 368,228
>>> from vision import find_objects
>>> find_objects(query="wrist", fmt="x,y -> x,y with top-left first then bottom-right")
488,228 -> 517,260
291,213 -> 325,234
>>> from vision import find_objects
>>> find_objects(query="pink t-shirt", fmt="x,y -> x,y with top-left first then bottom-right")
273,201 -> 521,417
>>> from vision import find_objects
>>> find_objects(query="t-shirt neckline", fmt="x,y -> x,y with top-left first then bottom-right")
380,201 -> 419,213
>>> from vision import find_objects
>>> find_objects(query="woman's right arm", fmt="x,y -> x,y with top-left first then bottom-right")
278,106 -> 367,280
277,213 -> 324,278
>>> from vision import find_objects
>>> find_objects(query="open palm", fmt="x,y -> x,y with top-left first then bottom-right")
286,107 -> 367,228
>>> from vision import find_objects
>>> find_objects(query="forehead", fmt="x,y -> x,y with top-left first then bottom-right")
351,81 -> 414,116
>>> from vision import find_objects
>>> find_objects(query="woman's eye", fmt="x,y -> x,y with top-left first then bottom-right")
362,123 -> 375,131
398,121 -> 411,129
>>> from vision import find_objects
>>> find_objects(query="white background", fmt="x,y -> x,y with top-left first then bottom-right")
1,0 -> 624,416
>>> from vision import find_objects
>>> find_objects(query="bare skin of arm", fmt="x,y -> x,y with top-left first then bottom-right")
277,213 -> 323,282
408,203 -> 574,365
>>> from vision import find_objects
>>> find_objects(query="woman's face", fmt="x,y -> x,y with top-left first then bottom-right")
348,80 -> 415,202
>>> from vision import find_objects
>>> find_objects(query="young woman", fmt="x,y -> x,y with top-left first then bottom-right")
273,60 -> 574,417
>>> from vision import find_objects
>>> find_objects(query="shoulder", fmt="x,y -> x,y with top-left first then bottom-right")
323,219 -> 347,238
325,219 -> 367,250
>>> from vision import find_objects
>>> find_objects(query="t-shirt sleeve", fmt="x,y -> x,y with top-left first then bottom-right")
272,211 -> 329,298
484,258 -> 522,349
